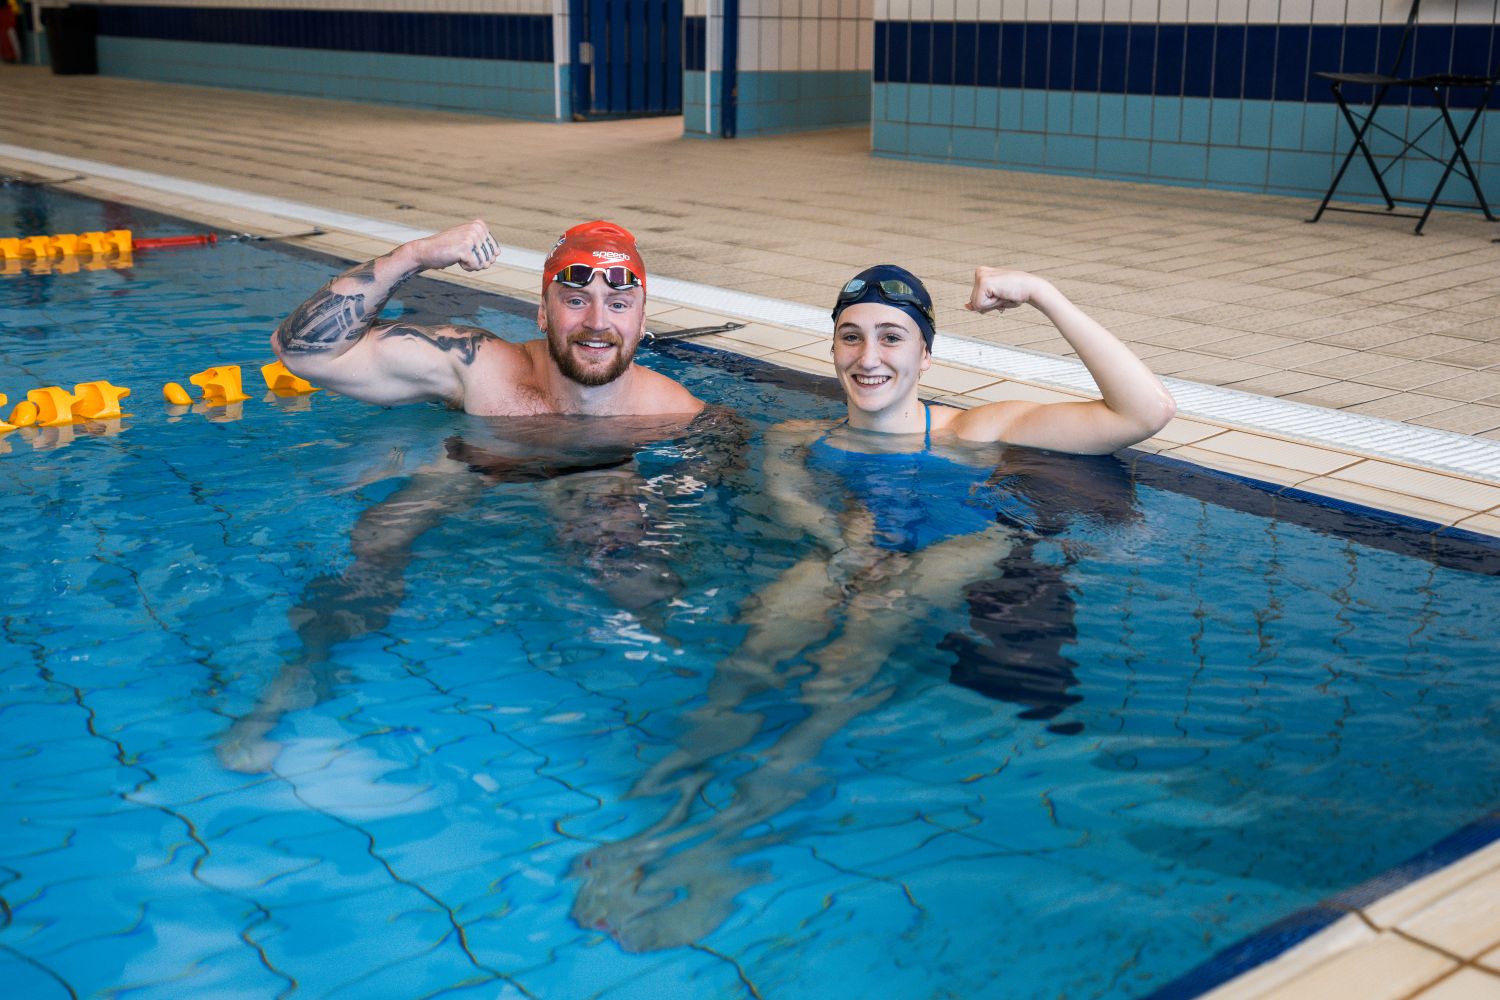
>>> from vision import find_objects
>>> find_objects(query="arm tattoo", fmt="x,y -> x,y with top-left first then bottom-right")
275,260 -> 415,355
375,324 -> 487,366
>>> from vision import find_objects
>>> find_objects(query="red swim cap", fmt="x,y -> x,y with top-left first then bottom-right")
542,220 -> 647,296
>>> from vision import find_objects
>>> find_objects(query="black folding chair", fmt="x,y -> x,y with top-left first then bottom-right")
1308,0 -> 1499,235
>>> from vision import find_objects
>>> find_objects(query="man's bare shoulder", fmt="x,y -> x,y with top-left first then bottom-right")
455,335 -> 552,414
629,364 -> 706,415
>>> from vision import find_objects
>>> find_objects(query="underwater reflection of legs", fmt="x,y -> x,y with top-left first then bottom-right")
539,468 -> 687,637
571,526 -> 1015,952
216,464 -> 485,773
942,540 -> 1085,734
217,425 -> 698,774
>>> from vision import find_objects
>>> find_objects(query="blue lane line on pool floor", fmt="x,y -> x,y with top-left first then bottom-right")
4,142 -> 1500,485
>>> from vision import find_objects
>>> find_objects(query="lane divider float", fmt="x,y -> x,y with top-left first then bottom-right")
0,230 -> 222,276
261,360 -> 318,396
2,364 -> 317,440
1,380 -> 132,431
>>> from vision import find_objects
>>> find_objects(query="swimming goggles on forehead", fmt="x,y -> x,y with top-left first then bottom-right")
552,263 -> 642,290
836,277 -> 935,322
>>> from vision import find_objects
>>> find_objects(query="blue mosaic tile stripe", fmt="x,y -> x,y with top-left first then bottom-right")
875,20 -> 1500,109
1147,810 -> 1500,999
685,14 -> 706,72
88,3 -> 553,63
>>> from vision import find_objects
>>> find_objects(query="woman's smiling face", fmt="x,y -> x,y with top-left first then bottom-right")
832,301 -> 932,426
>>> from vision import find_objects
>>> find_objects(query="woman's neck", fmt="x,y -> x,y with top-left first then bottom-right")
845,398 -> 926,434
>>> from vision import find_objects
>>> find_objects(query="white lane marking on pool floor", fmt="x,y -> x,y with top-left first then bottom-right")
7,143 -> 1500,485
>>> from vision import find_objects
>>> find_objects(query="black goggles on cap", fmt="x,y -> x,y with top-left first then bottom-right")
552,263 -> 642,290
835,276 -> 935,323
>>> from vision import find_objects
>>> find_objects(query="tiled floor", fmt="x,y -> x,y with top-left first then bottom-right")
2,65 -> 1500,999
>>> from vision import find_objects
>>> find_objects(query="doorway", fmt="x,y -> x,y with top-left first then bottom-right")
569,0 -> 683,120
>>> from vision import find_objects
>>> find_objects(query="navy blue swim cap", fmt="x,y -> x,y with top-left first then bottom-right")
832,264 -> 937,350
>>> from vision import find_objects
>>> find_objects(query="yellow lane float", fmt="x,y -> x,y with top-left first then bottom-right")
7,400 -> 38,427
261,360 -> 318,396
6,355 -> 315,447
0,230 -> 134,261
28,386 -> 82,427
187,365 -> 250,405
74,380 -> 131,420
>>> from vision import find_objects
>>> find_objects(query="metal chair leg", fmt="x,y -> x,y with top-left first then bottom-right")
1310,83 -> 1398,223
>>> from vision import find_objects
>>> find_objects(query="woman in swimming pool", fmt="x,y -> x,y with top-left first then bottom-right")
569,265 -> 1174,952
826,262 -> 1174,449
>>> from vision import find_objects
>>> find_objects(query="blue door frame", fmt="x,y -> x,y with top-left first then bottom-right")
569,0 -> 683,120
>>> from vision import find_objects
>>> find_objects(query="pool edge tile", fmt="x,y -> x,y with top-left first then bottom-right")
1390,866 -> 1500,961
1294,477 -> 1474,527
1363,840 -> 1500,932
1196,913 -> 1376,1000
1454,511 -> 1500,539
1186,430 -> 1364,477
1409,968 -> 1500,1000
1247,932 -> 1455,1000
1161,445 -> 1317,490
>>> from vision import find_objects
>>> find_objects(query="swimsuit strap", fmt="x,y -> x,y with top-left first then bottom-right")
812,417 -> 850,450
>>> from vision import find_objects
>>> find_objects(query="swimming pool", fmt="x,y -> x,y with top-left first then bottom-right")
3,181 -> 1499,998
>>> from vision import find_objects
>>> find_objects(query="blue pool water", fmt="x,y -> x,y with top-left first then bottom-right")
2,182 -> 1499,998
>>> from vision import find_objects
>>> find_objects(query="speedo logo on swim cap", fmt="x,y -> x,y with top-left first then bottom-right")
593,250 -> 630,262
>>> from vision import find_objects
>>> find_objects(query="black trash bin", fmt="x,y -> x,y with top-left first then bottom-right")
41,5 -> 97,75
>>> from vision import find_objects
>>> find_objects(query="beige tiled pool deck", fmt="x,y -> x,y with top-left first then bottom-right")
1,65 -> 1498,998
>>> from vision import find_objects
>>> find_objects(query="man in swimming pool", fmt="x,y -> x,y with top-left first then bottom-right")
224,221 -> 722,773
272,218 -> 703,418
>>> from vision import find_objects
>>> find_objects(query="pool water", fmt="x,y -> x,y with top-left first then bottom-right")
2,182 -> 1499,999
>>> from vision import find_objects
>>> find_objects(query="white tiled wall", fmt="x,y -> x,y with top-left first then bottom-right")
739,0 -> 872,73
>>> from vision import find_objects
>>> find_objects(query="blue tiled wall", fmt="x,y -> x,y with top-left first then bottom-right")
736,70 -> 869,136
98,38 -> 560,119
683,69 -> 723,136
83,4 -> 559,120
873,19 -> 1500,204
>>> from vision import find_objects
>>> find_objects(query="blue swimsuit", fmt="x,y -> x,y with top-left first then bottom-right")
806,405 -> 1035,551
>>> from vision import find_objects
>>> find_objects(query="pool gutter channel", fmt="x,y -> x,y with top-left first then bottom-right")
5,151 -> 1500,999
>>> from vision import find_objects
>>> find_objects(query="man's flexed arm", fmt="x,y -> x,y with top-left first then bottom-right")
272,220 -> 502,405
